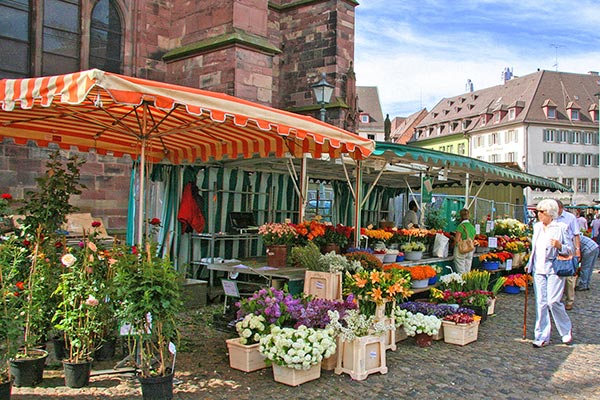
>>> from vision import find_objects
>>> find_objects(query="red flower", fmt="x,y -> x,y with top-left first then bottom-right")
54,241 -> 63,248
1,193 -> 12,200
132,246 -> 138,255
149,218 -> 161,226
91,221 -> 102,228
23,240 -> 31,246
15,281 -> 25,291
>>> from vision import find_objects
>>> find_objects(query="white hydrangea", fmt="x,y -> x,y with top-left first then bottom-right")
401,311 -> 442,336
235,314 -> 269,345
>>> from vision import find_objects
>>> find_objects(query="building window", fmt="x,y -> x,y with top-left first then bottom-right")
506,152 -> 517,162
547,107 -> 557,119
490,132 -> 498,145
577,178 -> 588,193
543,152 -> 555,165
42,0 -> 82,76
489,154 -> 500,163
570,109 -> 580,121
0,0 -> 31,78
557,152 -> 568,165
508,108 -> 516,120
439,146 -> 446,152
458,143 -> 465,155
570,153 -> 580,166
562,178 -> 573,189
584,153 -> 594,166
90,0 -> 123,73
584,132 -> 593,145
367,134 -> 375,140
571,130 -> 580,144
557,130 -> 567,143
360,114 -> 369,123
447,145 -> 454,153
592,178 -> 599,194
494,112 -> 501,123
505,129 -> 517,143
543,129 -> 556,142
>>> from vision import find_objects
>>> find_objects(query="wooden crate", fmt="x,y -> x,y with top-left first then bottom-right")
335,335 -> 387,381
303,271 -> 342,300
395,326 -> 409,343
321,350 -> 337,371
272,363 -> 321,386
442,320 -> 480,346
225,338 -> 268,372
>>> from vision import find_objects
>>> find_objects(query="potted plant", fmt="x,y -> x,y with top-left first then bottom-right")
291,219 -> 326,247
302,247 -> 360,300
438,272 -> 465,292
0,233 -> 28,396
327,309 -> 391,381
113,239 -> 183,400
400,241 -> 427,261
344,250 -> 383,271
235,287 -> 303,327
442,312 -> 482,346
343,268 -> 412,316
226,313 -> 270,372
478,251 -> 504,270
392,265 -> 437,289
321,224 -> 352,254
52,236 -> 106,388
503,274 -> 532,294
393,308 -> 442,347
258,222 -> 298,267
259,325 -> 336,386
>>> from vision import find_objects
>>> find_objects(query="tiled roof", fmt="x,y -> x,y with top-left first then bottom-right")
357,86 -> 384,129
416,70 -> 600,136
391,108 -> 428,144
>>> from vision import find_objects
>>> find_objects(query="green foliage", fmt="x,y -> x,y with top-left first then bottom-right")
289,242 -> 321,271
425,207 -> 446,230
462,270 -> 491,292
113,241 -> 183,377
18,150 -> 86,235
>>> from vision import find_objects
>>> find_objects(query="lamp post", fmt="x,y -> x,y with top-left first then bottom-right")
311,72 -> 334,122
596,92 -> 600,204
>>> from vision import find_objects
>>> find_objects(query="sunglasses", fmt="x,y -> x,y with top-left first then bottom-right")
535,210 -> 546,215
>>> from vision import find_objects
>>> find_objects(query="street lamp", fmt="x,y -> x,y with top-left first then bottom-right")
595,92 -> 600,203
311,72 -> 334,122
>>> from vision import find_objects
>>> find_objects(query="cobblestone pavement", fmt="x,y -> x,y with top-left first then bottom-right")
12,265 -> 600,399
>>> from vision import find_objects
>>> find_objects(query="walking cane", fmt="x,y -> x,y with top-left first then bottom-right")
522,275 -> 529,340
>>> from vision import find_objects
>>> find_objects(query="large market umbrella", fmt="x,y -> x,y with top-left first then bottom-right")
0,69 -> 375,243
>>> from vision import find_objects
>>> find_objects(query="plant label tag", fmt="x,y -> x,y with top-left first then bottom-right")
315,282 -> 324,289
488,237 -> 498,248
169,342 -> 177,354
369,351 -> 377,358
505,259 -> 512,271
475,224 -> 480,235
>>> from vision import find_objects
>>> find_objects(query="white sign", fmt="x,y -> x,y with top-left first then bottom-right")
487,237 -> 498,248
485,221 -> 493,233
475,224 -> 481,235
168,342 -> 177,355
222,279 -> 240,298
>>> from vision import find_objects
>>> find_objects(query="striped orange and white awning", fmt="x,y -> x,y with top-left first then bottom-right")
0,69 -> 374,164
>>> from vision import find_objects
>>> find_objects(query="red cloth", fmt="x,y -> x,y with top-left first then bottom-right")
177,182 -> 205,234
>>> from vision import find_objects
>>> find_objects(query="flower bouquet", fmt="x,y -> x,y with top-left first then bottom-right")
235,314 -> 270,345
392,265 -> 436,281
438,272 -> 465,292
292,219 -> 327,246
493,218 -> 529,238
503,274 -> 531,288
343,251 -> 382,271
326,309 -> 393,342
478,252 -> 504,263
258,222 -> 298,246
400,241 -> 427,252
343,268 -> 412,313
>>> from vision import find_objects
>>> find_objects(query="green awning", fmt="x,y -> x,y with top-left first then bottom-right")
369,142 -> 571,192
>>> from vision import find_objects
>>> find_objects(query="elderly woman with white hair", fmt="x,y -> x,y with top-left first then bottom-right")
525,199 -> 573,348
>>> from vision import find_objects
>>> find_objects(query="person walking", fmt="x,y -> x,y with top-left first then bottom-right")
555,200 -> 581,311
590,214 -> 600,244
575,234 -> 599,291
453,208 -> 476,274
525,199 -> 573,348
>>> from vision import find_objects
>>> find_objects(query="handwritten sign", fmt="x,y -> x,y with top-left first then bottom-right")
221,280 -> 240,298
487,237 -> 498,249
505,258 -> 513,271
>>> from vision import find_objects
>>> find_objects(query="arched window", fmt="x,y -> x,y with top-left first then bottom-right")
89,0 -> 123,73
0,0 -> 31,78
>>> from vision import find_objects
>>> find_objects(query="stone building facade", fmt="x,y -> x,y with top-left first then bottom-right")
0,0 -> 359,233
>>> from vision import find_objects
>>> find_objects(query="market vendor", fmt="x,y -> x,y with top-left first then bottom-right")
403,200 -> 419,228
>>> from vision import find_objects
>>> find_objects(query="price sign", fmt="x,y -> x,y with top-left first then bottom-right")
221,280 -> 240,298
487,237 -> 498,248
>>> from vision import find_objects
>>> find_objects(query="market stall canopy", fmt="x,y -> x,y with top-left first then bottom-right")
0,69 -> 375,163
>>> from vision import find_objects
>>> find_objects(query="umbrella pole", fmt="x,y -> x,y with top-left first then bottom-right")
137,137 -> 146,246
522,276 -> 529,339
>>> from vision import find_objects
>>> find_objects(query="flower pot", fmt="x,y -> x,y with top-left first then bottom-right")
395,326 -> 409,342
303,270 -> 342,300
0,378 -> 12,400
335,335 -> 387,381
94,336 -> 117,361
383,254 -> 397,263
373,254 -> 386,262
404,251 -> 423,261
428,275 -> 438,285
272,362 -> 321,386
9,349 -> 48,387
63,359 -> 92,388
321,350 -> 337,371
225,337 -> 268,373
442,320 -> 480,346
51,335 -> 68,361
415,332 -> 433,347
266,245 -> 288,267
487,298 -> 496,315
468,306 -> 488,322
396,255 -> 405,262
481,261 -> 500,271
504,285 -> 521,294
321,243 -> 340,254
411,278 -> 429,289
138,372 -> 174,400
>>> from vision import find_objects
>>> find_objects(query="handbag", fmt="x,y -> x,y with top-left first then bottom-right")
552,254 -> 577,276
457,225 -> 475,254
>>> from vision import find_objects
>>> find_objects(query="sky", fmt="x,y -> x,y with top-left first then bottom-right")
354,0 -> 600,119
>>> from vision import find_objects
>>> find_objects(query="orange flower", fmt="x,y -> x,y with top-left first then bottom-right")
369,287 -> 383,302
354,274 -> 368,288
370,270 -> 381,284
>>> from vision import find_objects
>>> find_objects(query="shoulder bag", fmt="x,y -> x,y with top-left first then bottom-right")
457,224 -> 475,254
552,254 -> 577,276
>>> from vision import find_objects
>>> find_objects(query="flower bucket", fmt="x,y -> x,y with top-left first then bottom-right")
504,285 -> 521,294
411,279 -> 429,289
374,254 -> 386,262
0,378 -> 13,400
9,349 -> 48,387
481,261 -> 500,271
428,275 -> 438,285
396,255 -> 405,262
415,332 -> 433,348
383,254 -> 397,263
404,251 -> 423,261
63,359 -> 92,388
272,363 -> 321,386
266,245 -> 288,267
442,320 -> 480,346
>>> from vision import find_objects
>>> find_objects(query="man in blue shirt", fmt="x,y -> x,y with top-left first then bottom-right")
575,234 -> 599,291
555,200 -> 581,310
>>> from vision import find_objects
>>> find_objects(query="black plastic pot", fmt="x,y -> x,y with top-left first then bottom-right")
138,372 -> 174,400
63,359 -> 92,388
94,337 -> 117,361
0,378 -> 13,400
51,335 -> 68,361
9,349 -> 48,387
